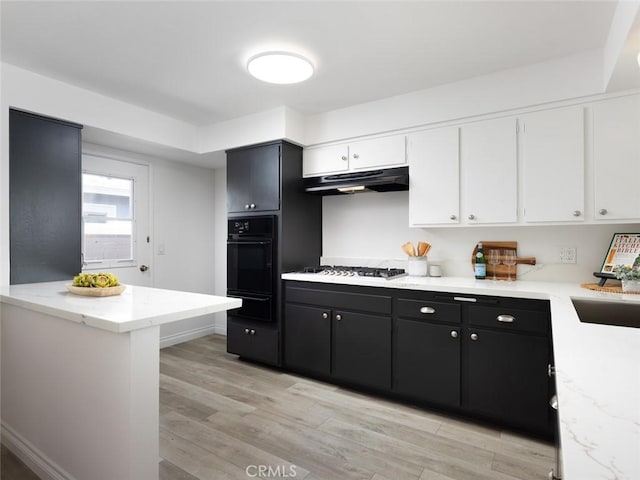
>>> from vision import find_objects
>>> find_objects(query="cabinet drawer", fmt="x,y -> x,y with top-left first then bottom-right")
468,305 -> 549,334
227,319 -> 279,365
286,286 -> 392,315
397,299 -> 461,324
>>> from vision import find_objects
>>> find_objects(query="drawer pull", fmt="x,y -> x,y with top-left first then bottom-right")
450,330 -> 458,338
470,333 -> 479,341
453,296 -> 477,303
497,315 -> 515,323
336,314 -> 342,321
322,312 -> 329,319
420,306 -> 436,314
244,328 -> 250,334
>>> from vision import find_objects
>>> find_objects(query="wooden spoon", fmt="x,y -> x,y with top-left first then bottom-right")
402,242 -> 416,257
417,241 -> 429,257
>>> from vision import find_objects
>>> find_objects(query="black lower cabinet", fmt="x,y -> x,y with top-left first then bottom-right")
464,327 -> 550,433
227,318 -> 279,366
284,304 -> 331,376
282,281 -> 553,437
333,311 -> 391,390
394,318 -> 460,406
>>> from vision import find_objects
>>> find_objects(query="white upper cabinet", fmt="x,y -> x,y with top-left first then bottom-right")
302,144 -> 349,177
521,106 -> 585,223
303,134 -> 406,177
349,135 -> 406,171
460,117 -> 518,224
593,94 -> 640,221
408,126 -> 460,226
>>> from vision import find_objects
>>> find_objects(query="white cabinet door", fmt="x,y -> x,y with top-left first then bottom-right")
593,95 -> 640,221
302,144 -> 349,177
408,127 -> 460,226
350,134 -> 406,171
521,107 -> 585,222
460,117 -> 518,224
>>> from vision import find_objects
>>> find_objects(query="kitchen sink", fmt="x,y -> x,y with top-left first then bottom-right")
571,298 -> 640,328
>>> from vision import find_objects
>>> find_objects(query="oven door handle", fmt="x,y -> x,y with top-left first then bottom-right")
227,240 -> 272,246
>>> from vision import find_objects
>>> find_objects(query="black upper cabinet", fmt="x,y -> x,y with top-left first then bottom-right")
9,109 -> 83,284
227,142 -> 280,213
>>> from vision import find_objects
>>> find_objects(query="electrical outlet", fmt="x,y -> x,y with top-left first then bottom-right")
559,246 -> 577,264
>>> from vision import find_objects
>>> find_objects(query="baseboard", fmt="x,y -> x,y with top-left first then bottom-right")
160,322 -> 226,348
1,421 -> 74,480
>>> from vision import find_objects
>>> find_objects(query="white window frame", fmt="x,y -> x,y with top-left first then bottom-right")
81,171 -> 138,270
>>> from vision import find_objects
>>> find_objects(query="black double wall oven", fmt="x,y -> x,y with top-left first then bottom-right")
227,216 -> 276,324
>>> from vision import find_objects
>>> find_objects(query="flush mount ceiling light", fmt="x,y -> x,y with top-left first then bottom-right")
247,52 -> 314,84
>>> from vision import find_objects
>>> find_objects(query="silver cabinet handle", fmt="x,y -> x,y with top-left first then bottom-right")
450,330 -> 458,338
244,328 -> 250,334
470,333 -> 478,341
599,208 -> 608,215
250,203 -> 256,209
468,214 -> 476,220
549,395 -> 558,410
450,214 -> 457,220
453,296 -> 477,303
548,364 -> 556,377
336,314 -> 342,321
245,204 -> 250,209
322,312 -> 328,319
250,329 -> 256,335
353,153 -> 360,159
497,315 -> 515,323
341,155 -> 348,161
420,306 -> 436,314
572,210 -> 581,217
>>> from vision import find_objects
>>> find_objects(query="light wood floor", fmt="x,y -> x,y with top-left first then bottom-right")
159,334 -> 554,480
1,334 -> 555,479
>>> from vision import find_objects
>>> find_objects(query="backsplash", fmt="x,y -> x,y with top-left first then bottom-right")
322,191 -> 639,283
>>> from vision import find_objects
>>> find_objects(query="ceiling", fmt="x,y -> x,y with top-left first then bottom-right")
1,1 -> 629,129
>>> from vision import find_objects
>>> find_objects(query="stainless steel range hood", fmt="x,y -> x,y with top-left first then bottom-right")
303,166 -> 409,195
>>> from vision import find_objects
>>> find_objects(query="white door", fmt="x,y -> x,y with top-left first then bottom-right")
593,95 -> 640,221
408,126 -> 460,226
81,154 -> 152,286
521,106 -> 585,223
460,117 -> 518,224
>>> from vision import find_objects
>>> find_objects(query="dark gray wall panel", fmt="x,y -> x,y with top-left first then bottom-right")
10,109 -> 82,284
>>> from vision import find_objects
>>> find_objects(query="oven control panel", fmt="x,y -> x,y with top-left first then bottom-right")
228,216 -> 275,237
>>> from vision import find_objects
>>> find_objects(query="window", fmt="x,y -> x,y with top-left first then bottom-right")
82,173 -> 135,268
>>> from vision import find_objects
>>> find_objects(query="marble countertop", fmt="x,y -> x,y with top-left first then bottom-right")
0,281 -> 242,333
282,272 -> 640,480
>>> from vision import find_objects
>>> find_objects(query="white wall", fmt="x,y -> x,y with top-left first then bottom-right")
83,144 -> 223,345
322,191 -> 640,283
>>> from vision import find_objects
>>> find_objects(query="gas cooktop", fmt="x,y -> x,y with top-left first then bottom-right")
302,266 -> 407,279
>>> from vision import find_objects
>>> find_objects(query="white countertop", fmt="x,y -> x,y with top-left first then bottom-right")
0,281 -> 242,333
283,272 -> 640,480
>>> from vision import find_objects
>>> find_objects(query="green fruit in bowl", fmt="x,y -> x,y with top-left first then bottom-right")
72,272 -> 120,288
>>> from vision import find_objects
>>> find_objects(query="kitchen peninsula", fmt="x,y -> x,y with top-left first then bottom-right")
282,272 -> 640,480
0,281 -> 241,480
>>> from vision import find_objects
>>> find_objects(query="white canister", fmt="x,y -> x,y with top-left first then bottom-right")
429,264 -> 442,277
407,257 -> 428,276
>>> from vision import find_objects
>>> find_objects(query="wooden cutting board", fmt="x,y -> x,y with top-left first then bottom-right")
471,241 -> 536,280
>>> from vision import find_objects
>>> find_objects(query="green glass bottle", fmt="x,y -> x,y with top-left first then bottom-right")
475,242 -> 487,280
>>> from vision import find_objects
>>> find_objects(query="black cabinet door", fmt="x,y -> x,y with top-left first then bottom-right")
284,304 -> 331,376
227,143 -> 280,213
394,318 -> 460,406
227,318 -> 279,366
9,110 -> 82,284
465,327 -> 550,432
333,311 -> 391,390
